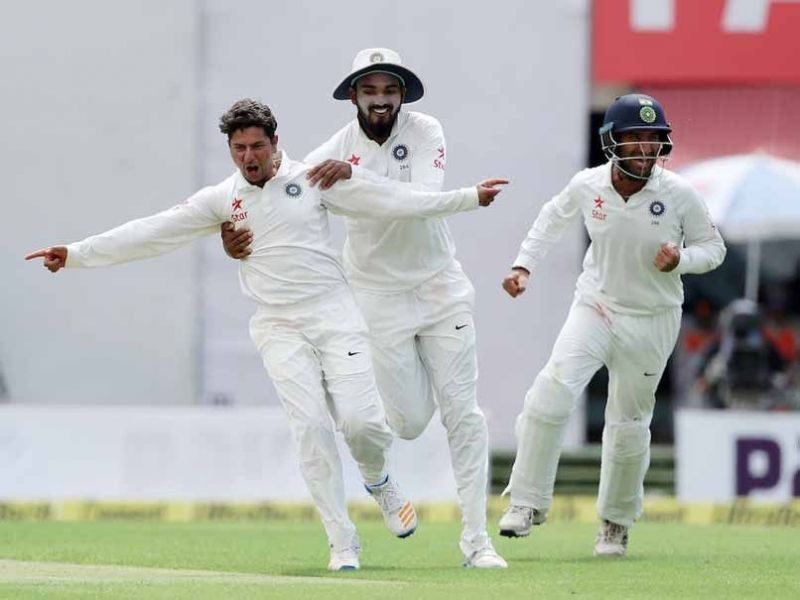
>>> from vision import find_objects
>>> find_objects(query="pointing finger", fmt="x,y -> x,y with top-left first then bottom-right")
25,249 -> 48,260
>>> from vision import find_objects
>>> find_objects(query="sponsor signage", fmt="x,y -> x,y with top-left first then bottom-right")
594,0 -> 800,84
676,409 -> 800,502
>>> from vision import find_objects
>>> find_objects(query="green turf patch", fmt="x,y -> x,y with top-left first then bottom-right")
0,520 -> 798,599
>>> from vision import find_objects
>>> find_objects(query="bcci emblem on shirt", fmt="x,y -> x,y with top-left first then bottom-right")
285,182 -> 303,197
392,144 -> 409,162
649,200 -> 665,224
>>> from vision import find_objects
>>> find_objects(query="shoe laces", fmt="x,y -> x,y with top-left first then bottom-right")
368,478 -> 403,513
507,505 -> 536,522
471,544 -> 498,560
464,544 -> 500,567
600,520 -> 628,545
331,540 -> 361,558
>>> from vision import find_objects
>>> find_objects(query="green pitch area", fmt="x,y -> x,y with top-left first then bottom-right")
1,520 -> 798,599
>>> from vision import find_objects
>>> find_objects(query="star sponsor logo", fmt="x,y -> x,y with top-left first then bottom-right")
433,146 -> 445,170
285,182 -> 303,197
230,197 -> 248,222
346,154 -> 361,166
592,196 -> 607,221
392,144 -> 409,162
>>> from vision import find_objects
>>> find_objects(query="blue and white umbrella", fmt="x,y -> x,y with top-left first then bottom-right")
680,153 -> 800,300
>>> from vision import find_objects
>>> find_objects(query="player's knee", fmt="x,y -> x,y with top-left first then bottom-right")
523,369 -> 576,425
603,421 -> 651,461
392,411 -> 431,440
289,420 -> 336,471
339,408 -> 389,444
439,399 -> 485,436
292,420 -> 330,448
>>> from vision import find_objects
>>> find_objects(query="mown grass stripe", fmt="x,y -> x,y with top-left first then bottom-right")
0,560 -> 401,586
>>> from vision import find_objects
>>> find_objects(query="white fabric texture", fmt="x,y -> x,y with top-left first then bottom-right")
508,300 -> 681,526
61,151 -> 479,550
249,286 -> 393,549
353,261 -> 489,552
66,152 -> 478,307
306,113 -> 492,555
506,163 -> 725,527
305,110 -> 453,292
513,163 -> 726,315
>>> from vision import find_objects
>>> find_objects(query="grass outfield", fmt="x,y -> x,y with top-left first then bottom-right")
1,520 -> 798,599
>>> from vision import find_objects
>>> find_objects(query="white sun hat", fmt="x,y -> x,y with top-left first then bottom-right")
333,47 -> 424,103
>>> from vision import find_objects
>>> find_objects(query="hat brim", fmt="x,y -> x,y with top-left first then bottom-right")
333,64 -> 424,103
614,123 -> 672,133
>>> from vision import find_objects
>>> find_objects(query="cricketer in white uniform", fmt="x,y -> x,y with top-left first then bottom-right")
26,99 -> 504,572
306,49 -> 505,568
222,49 -> 505,568
498,94 -> 726,556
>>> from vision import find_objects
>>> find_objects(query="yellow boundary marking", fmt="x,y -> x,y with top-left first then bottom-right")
0,497 -> 798,526
0,559 -> 395,586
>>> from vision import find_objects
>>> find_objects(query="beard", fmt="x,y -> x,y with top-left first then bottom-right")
356,102 -> 400,141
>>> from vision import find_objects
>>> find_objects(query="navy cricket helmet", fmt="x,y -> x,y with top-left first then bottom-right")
599,94 -> 673,179
599,94 -> 672,154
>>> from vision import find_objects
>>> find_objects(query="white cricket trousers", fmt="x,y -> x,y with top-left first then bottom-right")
249,286 -> 394,550
353,260 -> 490,555
507,300 -> 681,527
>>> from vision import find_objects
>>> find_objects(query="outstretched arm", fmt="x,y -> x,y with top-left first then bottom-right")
320,175 -> 507,219
26,188 -> 224,270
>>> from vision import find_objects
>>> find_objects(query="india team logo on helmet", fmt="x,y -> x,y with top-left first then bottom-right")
392,144 -> 409,161
285,182 -> 303,197
640,106 -> 657,124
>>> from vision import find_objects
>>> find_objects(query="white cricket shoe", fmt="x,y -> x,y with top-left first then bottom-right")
593,520 -> 629,557
328,538 -> 361,571
463,544 -> 508,569
366,476 -> 417,538
498,505 -> 547,538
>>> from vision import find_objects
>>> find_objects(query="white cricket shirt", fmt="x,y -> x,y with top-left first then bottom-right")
66,152 -> 479,306
513,162 -> 726,315
304,110 -> 453,291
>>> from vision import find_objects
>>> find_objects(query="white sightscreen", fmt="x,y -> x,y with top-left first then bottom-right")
196,0 -> 589,450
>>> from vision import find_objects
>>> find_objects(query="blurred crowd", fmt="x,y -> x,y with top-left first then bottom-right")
674,286 -> 800,411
